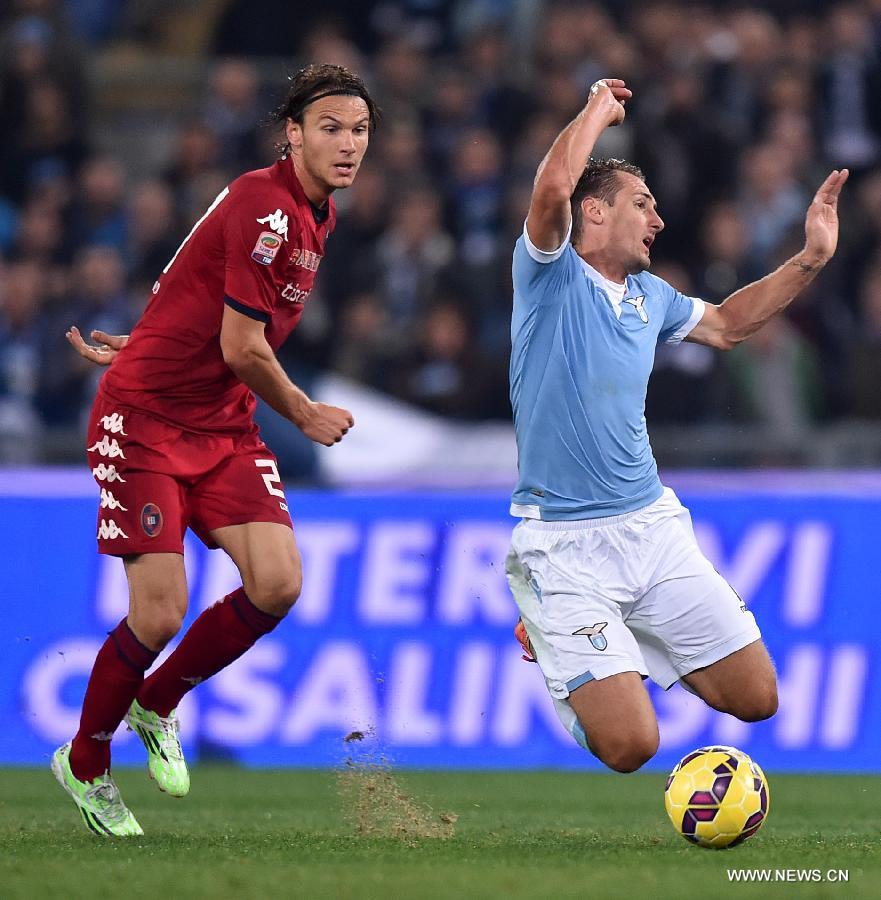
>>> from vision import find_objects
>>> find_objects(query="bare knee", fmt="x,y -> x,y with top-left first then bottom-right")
587,727 -> 660,773
124,553 -> 188,651
128,606 -> 184,651
730,684 -> 778,722
248,570 -> 302,617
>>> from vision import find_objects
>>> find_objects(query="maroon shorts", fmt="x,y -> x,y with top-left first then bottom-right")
87,392 -> 293,556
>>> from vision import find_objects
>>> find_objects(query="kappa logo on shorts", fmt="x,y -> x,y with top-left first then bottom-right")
98,519 -> 129,540
141,503 -> 163,538
92,464 -> 126,483
100,412 -> 127,435
88,436 -> 125,459
251,230 -> 282,265
573,622 -> 609,651
100,488 -> 127,511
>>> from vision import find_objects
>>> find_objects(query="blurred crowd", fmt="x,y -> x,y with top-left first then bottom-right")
1,0 -> 881,465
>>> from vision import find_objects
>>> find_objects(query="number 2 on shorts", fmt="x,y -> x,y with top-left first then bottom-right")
255,459 -> 285,498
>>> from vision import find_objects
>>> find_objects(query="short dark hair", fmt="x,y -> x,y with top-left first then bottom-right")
271,64 -> 380,155
570,157 -> 644,244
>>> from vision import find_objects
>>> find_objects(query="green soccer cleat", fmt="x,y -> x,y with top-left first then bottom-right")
51,742 -> 143,837
125,699 -> 190,797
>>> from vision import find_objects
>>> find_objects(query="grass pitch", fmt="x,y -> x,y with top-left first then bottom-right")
1,765 -> 879,899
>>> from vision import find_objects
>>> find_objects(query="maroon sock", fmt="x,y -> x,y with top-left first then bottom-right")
137,588 -> 281,717
69,619 -> 158,782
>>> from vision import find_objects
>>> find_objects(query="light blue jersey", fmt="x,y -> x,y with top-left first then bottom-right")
510,222 -> 704,520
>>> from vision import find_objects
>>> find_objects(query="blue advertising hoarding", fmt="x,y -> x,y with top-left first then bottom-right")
3,471 -> 879,771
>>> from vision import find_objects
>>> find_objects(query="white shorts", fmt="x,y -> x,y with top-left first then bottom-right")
506,488 -> 761,697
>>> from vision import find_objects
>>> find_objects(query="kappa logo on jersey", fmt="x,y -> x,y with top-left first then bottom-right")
251,231 -> 282,266
92,463 -> 126,483
100,412 -> 127,435
141,502 -> 163,538
289,248 -> 321,272
256,209 -> 289,241
88,436 -> 126,459
573,622 -> 609,651
623,295 -> 648,323
100,488 -> 127,511
98,519 -> 129,540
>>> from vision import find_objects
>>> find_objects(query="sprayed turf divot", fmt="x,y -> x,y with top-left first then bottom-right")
337,730 -> 458,843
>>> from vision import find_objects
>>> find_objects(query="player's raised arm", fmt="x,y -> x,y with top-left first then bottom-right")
219,304 -> 353,446
526,78 -> 631,251
688,168 -> 849,350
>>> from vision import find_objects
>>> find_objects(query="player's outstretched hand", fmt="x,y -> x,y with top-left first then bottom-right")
299,401 -> 354,446
66,326 -> 129,366
804,169 -> 849,264
587,78 -> 632,128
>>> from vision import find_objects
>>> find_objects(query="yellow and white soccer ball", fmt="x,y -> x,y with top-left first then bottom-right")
664,746 -> 770,848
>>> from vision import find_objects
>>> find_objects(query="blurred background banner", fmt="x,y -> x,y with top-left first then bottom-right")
3,471 -> 878,771
3,0 -> 881,781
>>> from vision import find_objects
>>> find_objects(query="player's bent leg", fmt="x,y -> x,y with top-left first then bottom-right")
567,672 -> 660,773
211,521 -> 302,617
65,553 -> 186,794
682,640 -> 778,722
123,554 -> 191,795
134,522 -> 297,770
116,552 -> 191,797
125,552 -> 189,650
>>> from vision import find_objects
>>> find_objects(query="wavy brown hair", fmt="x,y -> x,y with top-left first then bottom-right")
270,64 -> 380,155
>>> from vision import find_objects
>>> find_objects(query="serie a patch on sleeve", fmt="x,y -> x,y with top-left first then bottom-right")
251,231 -> 282,265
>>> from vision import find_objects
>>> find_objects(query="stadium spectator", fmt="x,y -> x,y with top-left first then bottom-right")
38,245 -> 134,427
320,164 -> 388,310
125,180 -> 179,289
738,143 -> 810,270
9,197 -> 67,266
845,257 -> 881,418
162,121 -> 224,214
202,58 -> 263,170
447,127 -> 506,259
725,314 -> 825,456
331,290 -> 398,390
816,2 -> 881,175
388,298 -> 507,419
644,261 -> 723,426
375,183 -> 456,340
0,259 -> 45,460
1,78 -> 88,206
68,156 -> 128,254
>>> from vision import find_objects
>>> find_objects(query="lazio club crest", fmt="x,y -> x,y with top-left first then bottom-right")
573,622 -> 609,651
623,295 -> 648,323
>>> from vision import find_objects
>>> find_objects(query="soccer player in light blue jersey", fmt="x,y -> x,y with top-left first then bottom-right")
506,78 -> 848,773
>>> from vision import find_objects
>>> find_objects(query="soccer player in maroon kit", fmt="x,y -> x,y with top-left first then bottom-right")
52,65 -> 379,836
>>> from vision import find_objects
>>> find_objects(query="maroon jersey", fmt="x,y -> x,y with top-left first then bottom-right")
100,157 -> 336,433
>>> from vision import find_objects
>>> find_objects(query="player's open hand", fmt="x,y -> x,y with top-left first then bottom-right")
587,78 -> 631,128
299,401 -> 354,446
804,169 -> 849,264
66,326 -> 129,366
